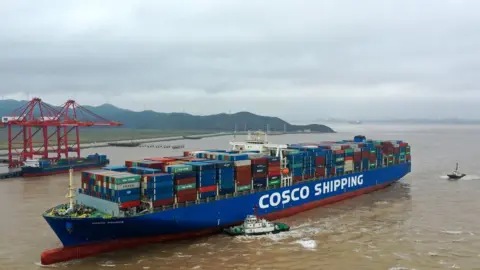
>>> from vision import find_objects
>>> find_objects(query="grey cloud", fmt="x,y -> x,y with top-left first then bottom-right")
1,0 -> 480,103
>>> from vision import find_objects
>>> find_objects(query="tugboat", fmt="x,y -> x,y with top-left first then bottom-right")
447,162 -> 466,180
223,215 -> 290,236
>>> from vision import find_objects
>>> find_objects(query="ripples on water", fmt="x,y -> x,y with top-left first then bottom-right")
1,124 -> 480,270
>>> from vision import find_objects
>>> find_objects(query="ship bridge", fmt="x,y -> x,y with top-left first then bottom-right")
229,130 -> 292,187
229,130 -> 288,158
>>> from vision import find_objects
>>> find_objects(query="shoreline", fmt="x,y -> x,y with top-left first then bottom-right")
0,131 -> 334,156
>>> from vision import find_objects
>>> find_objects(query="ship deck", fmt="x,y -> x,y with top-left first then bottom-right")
44,204 -> 112,219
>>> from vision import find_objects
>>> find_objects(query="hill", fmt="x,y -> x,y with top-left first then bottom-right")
0,99 -> 334,133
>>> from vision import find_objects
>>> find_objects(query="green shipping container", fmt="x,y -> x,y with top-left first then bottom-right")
290,163 -> 303,169
169,165 -> 193,174
344,149 -> 354,154
237,184 -> 251,192
111,174 -> 141,184
336,157 -> 344,162
175,183 -> 196,191
268,179 -> 281,186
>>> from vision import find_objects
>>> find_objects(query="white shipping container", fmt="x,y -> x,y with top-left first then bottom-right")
111,182 -> 141,191
234,160 -> 252,166
302,145 -> 318,148
330,145 -> 342,150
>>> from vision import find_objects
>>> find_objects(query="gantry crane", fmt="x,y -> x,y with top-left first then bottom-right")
2,97 -> 122,168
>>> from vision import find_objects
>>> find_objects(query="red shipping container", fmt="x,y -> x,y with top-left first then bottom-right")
316,167 -> 326,177
268,166 -> 281,172
345,156 -> 353,161
253,172 -> 267,178
153,198 -> 174,207
399,142 -> 409,147
293,176 -> 302,182
235,165 -> 251,171
176,189 -> 197,203
199,185 -> 216,193
175,177 -> 196,185
235,166 -> 252,174
341,145 -> 351,150
268,171 -> 281,177
315,156 -> 325,165
176,189 -> 197,195
304,174 -> 314,180
141,161 -> 164,170
236,177 -> 251,186
251,157 -> 268,165
334,150 -> 345,154
120,200 -> 141,209
268,161 -> 281,167
330,168 -> 336,175
145,157 -> 176,162
354,153 -> 362,162
235,172 -> 252,179
406,154 -> 411,160
125,160 -> 133,167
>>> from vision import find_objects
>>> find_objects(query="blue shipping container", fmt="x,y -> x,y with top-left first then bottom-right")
199,191 -> 217,199
112,188 -> 140,197
196,170 -> 217,187
115,194 -> 140,202
219,187 -> 235,195
173,171 -> 196,179
253,178 -> 267,187
146,181 -> 173,189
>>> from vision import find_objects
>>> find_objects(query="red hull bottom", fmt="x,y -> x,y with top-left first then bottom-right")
40,180 -> 397,265
22,165 -> 105,177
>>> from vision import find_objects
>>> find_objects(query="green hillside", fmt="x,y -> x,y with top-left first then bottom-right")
0,99 -> 334,133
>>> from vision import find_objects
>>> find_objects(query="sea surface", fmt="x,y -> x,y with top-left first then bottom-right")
0,123 -> 479,270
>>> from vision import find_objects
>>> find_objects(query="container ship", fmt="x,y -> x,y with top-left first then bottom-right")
22,154 -> 109,177
40,133 -> 411,265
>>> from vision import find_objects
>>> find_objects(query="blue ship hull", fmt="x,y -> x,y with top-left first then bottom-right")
44,162 -> 411,248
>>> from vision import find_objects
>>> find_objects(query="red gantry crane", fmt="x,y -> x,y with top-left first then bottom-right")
2,97 -> 122,168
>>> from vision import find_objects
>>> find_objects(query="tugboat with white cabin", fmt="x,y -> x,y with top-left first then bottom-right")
223,214 -> 290,236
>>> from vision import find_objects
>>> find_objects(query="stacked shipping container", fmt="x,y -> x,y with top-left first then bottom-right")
267,157 -> 281,187
142,173 -> 174,207
251,157 -> 268,188
78,136 -> 410,209
80,170 -> 141,209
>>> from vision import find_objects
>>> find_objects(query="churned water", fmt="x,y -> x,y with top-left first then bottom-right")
1,124 -> 479,270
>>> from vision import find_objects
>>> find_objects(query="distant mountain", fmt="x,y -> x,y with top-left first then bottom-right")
0,99 -> 335,133
362,118 -> 480,124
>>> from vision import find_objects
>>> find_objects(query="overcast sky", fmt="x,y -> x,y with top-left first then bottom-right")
1,0 -> 479,122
